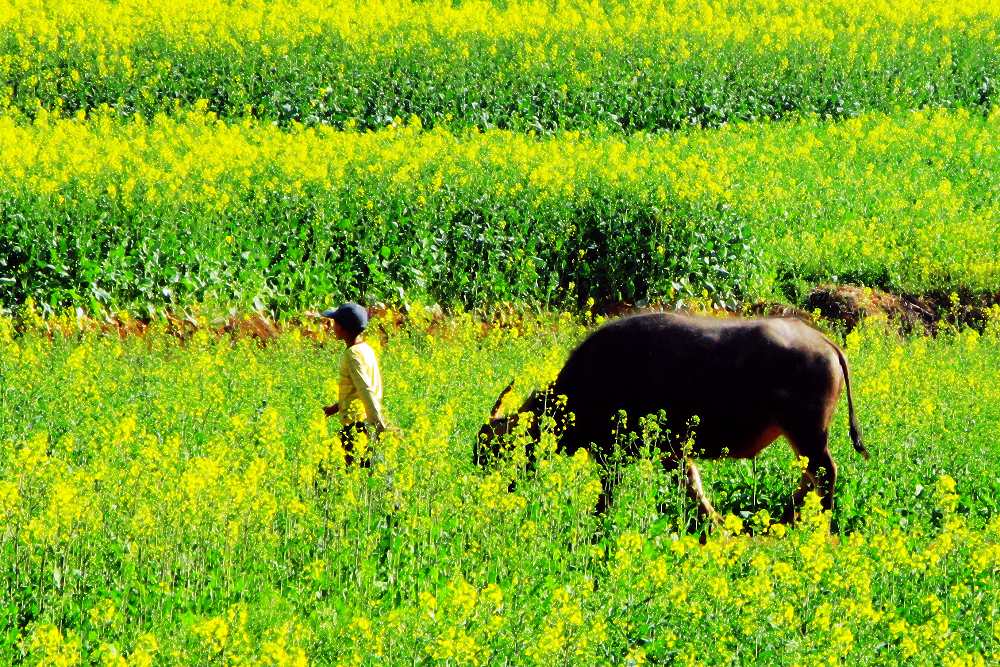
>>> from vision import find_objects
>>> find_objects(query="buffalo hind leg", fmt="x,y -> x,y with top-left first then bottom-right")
655,459 -> 719,542
657,457 -> 718,522
683,461 -> 721,543
784,427 -> 838,523
684,460 -> 719,524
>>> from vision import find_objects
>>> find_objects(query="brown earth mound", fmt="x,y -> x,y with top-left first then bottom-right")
804,285 -> 935,333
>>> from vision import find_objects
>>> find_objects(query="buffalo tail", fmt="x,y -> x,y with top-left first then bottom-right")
830,340 -> 870,460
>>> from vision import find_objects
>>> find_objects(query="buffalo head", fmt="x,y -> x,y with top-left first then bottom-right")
475,381 -> 570,467
474,380 -> 519,465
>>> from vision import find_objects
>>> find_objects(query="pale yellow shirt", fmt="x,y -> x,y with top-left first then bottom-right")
338,341 -> 386,430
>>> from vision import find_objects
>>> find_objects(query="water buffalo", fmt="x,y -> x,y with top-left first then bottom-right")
476,312 -> 869,523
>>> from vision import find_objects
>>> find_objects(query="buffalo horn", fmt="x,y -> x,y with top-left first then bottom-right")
490,380 -> 515,418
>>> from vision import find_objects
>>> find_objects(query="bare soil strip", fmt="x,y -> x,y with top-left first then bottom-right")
9,285 -> 999,343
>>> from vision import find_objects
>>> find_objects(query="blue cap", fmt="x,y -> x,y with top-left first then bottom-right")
321,302 -> 368,333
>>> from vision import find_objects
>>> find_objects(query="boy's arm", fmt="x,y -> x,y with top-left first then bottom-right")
346,353 -> 387,431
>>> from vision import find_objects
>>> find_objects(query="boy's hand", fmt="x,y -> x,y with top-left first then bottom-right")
323,404 -> 339,417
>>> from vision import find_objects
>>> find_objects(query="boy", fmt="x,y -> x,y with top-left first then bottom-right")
321,302 -> 387,465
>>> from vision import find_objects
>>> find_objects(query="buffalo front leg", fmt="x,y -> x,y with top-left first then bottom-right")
596,474 -> 616,516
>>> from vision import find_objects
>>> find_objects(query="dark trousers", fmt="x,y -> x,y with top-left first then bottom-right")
341,422 -> 373,468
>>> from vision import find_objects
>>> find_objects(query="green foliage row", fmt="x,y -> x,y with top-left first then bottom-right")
1,315 -> 999,663
1,108 -> 998,315
2,0 -> 999,132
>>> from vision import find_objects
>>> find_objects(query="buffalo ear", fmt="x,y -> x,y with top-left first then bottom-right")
490,379 -> 515,418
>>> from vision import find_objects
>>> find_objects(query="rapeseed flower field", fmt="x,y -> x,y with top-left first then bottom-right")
1,0 -> 998,130
1,107 -> 997,312
3,0 -> 1000,663
2,313 -> 1000,664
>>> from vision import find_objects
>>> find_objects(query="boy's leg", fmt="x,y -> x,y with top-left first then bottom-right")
340,422 -> 372,467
